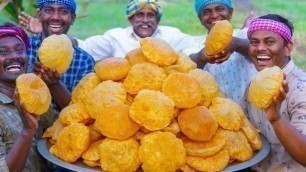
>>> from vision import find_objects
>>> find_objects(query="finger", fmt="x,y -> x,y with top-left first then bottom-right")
21,11 -> 33,20
215,53 -> 230,63
283,80 -> 289,93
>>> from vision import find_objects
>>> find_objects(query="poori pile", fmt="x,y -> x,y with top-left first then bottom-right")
42,37 -> 262,171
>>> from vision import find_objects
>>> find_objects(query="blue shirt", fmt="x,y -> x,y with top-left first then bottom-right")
27,34 -> 95,92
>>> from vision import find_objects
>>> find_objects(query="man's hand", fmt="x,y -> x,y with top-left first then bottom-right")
265,73 -> 289,124
13,90 -> 38,132
33,61 -> 61,87
201,48 -> 231,64
242,10 -> 254,29
18,11 -> 42,34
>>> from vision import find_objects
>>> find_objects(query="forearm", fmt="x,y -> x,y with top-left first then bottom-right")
272,118 -> 306,166
49,82 -> 71,109
5,129 -> 35,172
231,37 -> 250,58
189,49 -> 207,69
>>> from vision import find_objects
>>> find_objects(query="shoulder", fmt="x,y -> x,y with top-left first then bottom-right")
72,45 -> 94,62
105,27 -> 129,35
158,25 -> 183,33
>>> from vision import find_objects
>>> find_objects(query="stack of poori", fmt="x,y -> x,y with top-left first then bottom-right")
42,37 -> 262,172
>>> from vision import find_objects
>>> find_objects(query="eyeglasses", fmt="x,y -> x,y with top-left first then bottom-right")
0,47 -> 26,57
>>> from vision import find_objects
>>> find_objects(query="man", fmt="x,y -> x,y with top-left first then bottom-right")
0,23 -> 57,172
242,14 -> 306,171
188,0 -> 257,103
19,0 -> 191,62
28,0 -> 95,109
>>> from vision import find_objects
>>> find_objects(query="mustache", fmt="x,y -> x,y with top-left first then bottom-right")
4,58 -> 25,68
134,22 -> 154,28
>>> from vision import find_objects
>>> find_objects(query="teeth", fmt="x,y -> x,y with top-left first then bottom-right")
257,56 -> 271,60
141,25 -> 149,29
6,64 -> 21,70
50,25 -> 62,29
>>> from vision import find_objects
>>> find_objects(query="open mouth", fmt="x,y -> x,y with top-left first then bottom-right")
49,24 -> 63,33
140,24 -> 149,29
256,56 -> 272,66
4,60 -> 24,72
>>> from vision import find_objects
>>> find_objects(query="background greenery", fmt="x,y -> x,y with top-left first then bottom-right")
1,0 -> 305,69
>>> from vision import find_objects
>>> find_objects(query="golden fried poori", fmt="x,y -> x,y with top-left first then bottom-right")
125,48 -> 148,66
82,140 -> 104,167
130,89 -> 175,131
205,20 -> 233,56
162,73 -> 201,108
241,118 -> 262,150
59,102 -> 92,125
163,53 -> 197,75
248,66 -> 283,109
88,123 -> 104,143
94,57 -> 131,81
178,106 -> 218,141
42,118 -> 65,142
181,134 -> 226,158
82,80 -> 126,119
161,119 -> 181,135
210,97 -> 245,131
16,73 -> 51,115
100,138 -> 141,172
139,131 -> 186,172
140,37 -> 178,66
95,102 -> 140,140
188,69 -> 220,107
186,148 -> 229,172
215,128 -> 253,162
123,62 -> 167,95
49,123 -> 90,163
71,73 -> 101,104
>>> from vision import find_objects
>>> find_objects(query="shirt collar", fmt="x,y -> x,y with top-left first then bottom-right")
282,58 -> 295,75
129,26 -> 161,41
0,92 -> 13,104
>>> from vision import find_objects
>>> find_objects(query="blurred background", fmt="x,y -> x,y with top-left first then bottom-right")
1,0 -> 305,70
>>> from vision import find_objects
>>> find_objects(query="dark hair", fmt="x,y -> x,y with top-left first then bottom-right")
0,22 -> 18,28
259,14 -> 294,36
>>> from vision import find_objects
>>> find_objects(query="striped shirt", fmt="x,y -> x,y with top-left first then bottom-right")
0,93 -> 58,172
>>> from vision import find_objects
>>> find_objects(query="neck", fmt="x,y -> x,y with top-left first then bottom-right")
0,83 -> 15,99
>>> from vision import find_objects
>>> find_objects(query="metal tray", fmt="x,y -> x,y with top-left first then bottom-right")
37,134 -> 270,172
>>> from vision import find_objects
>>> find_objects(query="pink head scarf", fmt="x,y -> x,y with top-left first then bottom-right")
247,18 -> 293,43
0,24 -> 29,48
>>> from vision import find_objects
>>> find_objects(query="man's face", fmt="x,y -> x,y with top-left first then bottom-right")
129,8 -> 160,38
248,30 -> 293,71
0,36 -> 28,85
38,4 -> 76,39
199,3 -> 233,31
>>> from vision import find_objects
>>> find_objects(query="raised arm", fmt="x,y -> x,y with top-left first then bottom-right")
18,11 -> 42,34
4,90 -> 38,172
265,74 -> 306,167
33,61 -> 71,109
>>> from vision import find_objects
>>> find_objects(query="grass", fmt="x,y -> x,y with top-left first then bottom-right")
1,0 -> 306,70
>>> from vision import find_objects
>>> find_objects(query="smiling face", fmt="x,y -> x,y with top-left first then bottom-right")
248,30 -> 293,71
128,7 -> 160,38
38,4 -> 76,39
0,36 -> 28,85
199,3 -> 233,31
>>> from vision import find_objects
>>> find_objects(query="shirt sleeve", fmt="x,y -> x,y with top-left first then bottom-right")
77,34 -> 114,62
289,81 -> 306,135
0,156 -> 9,172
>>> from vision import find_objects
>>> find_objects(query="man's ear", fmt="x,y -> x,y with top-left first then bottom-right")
285,41 -> 294,57
128,16 -> 133,25
156,17 -> 160,24
70,13 -> 76,25
37,9 -> 42,21
228,7 -> 234,20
